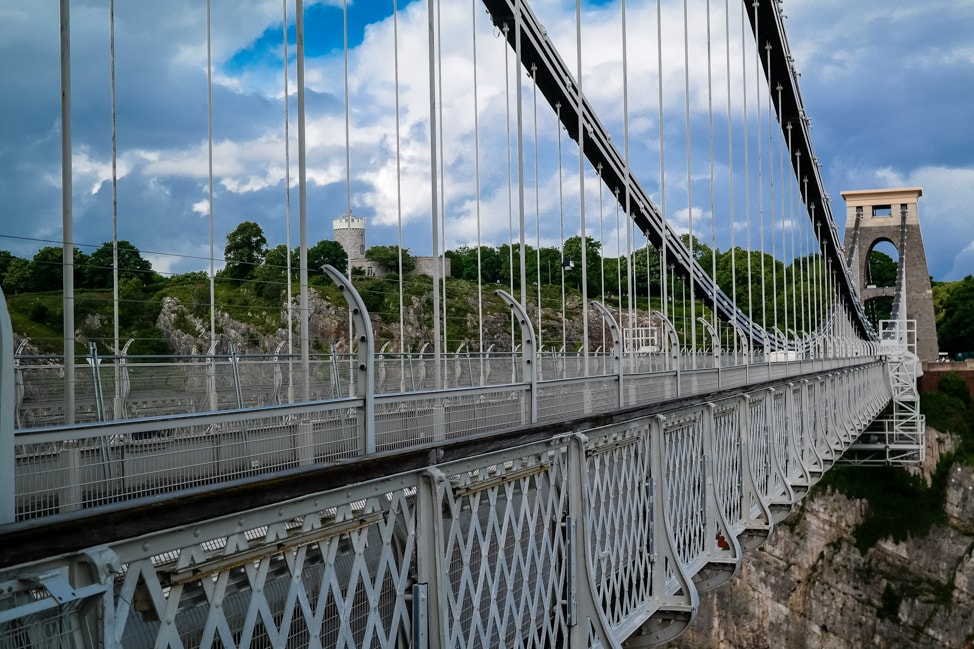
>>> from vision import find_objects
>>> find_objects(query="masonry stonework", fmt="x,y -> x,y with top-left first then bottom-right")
841,187 -> 939,362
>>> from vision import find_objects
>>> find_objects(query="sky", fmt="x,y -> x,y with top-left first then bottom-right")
1,0 -> 972,282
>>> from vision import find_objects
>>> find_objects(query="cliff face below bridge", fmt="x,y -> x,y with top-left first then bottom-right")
670,428 -> 974,649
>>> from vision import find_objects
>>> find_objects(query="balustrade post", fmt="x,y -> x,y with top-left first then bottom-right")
296,420 -> 314,466
206,341 -> 218,412
626,417 -> 698,647
229,343 -> 243,409
114,338 -> 132,420
652,310 -> 681,398
323,265 -> 376,454
88,342 -> 106,421
416,468 -> 448,647
786,381 -> 813,494
564,434 -> 619,649
0,286 -> 14,523
695,403 -> 742,593
592,301 -> 624,409
496,290 -> 538,424
59,441 -> 82,513
737,395 -> 773,550
766,388 -> 796,522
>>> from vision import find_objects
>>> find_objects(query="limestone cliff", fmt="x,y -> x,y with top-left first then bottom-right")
671,428 -> 974,648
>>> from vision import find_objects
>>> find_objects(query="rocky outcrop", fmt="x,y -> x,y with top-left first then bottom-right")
672,429 -> 974,649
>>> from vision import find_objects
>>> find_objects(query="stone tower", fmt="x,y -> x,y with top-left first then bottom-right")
332,212 -> 366,265
841,187 -> 939,362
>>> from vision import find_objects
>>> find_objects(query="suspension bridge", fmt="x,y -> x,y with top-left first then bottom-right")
0,0 -> 933,647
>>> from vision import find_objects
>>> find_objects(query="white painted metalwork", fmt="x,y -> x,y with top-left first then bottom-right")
8,341 -> 884,523
0,362 -> 892,648
843,320 -> 925,466
0,0 -> 928,644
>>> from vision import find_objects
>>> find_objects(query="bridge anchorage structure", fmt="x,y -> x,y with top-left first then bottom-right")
0,0 -> 930,646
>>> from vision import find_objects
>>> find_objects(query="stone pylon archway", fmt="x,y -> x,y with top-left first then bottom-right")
841,187 -> 939,362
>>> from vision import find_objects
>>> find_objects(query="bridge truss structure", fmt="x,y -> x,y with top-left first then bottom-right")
0,0 -> 926,646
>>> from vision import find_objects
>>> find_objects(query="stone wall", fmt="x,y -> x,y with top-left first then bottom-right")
348,256 -> 450,279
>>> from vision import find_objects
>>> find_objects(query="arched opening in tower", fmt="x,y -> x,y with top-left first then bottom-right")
863,240 -> 899,330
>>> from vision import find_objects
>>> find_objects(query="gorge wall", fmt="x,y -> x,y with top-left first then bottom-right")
670,428 -> 974,648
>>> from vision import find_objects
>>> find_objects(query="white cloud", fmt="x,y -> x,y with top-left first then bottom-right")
865,165 -> 974,280
2,0 -> 972,290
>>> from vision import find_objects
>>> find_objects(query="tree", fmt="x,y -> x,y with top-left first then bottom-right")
1,257 -> 31,294
532,247 -> 563,287
307,240 -> 348,275
563,236 -> 602,296
30,246 -> 88,292
939,275 -> 974,355
0,250 -> 13,285
449,245 -> 503,284
85,240 -> 154,289
253,244 -> 291,300
939,372 -> 971,406
222,221 -> 267,282
630,244 -> 661,295
365,245 -> 415,274
867,250 -> 897,287
445,249 -> 465,279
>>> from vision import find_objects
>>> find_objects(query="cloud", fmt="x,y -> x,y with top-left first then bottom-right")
867,165 -> 974,281
1,0 -> 971,291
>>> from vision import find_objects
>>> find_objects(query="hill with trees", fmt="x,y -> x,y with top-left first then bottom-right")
2,223 -> 972,358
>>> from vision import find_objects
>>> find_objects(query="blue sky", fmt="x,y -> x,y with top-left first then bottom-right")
1,0 -> 972,281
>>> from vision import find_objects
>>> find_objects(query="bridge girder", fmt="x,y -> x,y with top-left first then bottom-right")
480,0 -> 874,343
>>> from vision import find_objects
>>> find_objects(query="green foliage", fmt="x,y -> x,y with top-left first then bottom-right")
630,244 -> 661,295
354,277 -> 390,317
307,240 -> 348,275
921,390 -> 974,461
817,464 -> 947,554
253,244 -> 291,301
1,257 -> 32,293
562,236 -> 602,296
815,380 -> 974,554
30,246 -> 88,292
938,275 -> 974,355
0,250 -> 14,285
169,270 -> 209,284
939,372 -> 971,406
221,221 -> 267,283
85,240 -> 154,288
866,250 -> 897,287
365,245 -> 415,273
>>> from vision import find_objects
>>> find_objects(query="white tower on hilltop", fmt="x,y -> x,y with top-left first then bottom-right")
333,211 -> 366,263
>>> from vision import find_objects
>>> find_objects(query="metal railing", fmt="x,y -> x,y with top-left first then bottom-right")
10,354 -> 876,524
0,360 -> 892,649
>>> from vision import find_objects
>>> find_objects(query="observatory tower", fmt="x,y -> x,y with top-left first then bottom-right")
333,212 -> 366,265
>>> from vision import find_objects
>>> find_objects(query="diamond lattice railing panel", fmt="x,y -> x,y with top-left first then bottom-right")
821,379 -> 839,450
712,403 -> 744,530
663,416 -> 706,567
810,381 -> 829,460
584,423 -> 654,630
788,384 -> 815,482
439,454 -> 568,649
748,397 -> 771,501
771,391 -> 788,500
112,490 -> 417,649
